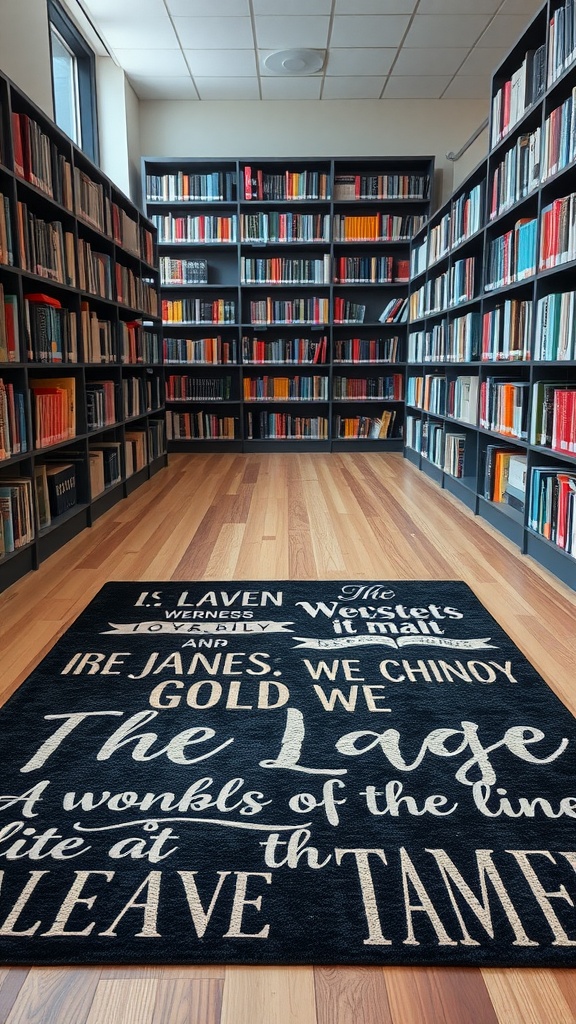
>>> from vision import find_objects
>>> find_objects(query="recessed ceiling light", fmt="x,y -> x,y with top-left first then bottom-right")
262,49 -> 325,76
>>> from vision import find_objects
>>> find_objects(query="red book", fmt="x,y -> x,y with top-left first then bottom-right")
11,113 -> 25,178
244,166 -> 252,201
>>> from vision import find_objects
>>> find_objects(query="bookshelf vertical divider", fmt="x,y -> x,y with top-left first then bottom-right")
406,0 -> 576,591
142,156 -> 434,452
0,70 -> 165,594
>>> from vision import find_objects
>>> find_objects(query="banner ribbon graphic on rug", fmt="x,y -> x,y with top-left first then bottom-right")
291,635 -> 497,650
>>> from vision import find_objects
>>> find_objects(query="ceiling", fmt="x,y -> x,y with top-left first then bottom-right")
74,0 -> 542,103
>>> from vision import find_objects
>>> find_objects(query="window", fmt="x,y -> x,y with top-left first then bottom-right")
48,0 -> 98,163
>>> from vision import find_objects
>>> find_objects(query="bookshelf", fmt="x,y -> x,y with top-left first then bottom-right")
143,156 -> 434,451
406,0 -> 576,591
0,70 -> 165,593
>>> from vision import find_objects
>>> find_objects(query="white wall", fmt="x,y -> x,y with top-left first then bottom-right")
0,0 -> 53,116
139,98 -> 489,209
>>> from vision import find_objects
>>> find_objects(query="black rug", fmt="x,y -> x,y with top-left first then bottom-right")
0,579 -> 575,966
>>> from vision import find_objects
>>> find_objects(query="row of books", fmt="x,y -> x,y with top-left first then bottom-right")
481,299 -> 532,362
122,376 -> 162,418
29,376 -> 75,448
0,285 -> 18,362
167,410 -> 237,440
485,217 -> 538,290
428,213 -> 451,265
480,378 -> 529,439
163,336 -> 238,364
334,256 -> 409,284
548,0 -> 576,86
531,381 -> 576,452
243,376 -> 329,401
17,201 -> 75,286
81,380 -> 110,429
0,476 -> 34,554
247,412 -> 330,440
332,374 -> 403,401
25,294 -> 78,363
491,44 -> 545,148
409,273 -> 448,319
151,214 -> 237,244
242,335 -> 327,365
333,173 -> 430,201
241,212 -> 330,244
166,375 -> 233,402
160,257 -> 208,285
240,255 -> 332,285
334,410 -> 397,439
539,191 -> 576,269
333,336 -> 399,363
249,297 -> 329,326
542,88 -> 576,181
530,466 -> 576,553
451,182 -> 484,248
2,292 -> 160,365
243,168 -> 330,202
333,213 -> 425,242
0,193 -> 13,266
77,239 -> 112,300
146,170 -> 237,203
162,298 -> 236,325
534,290 -> 576,360
0,378 -> 27,460
116,263 -> 159,317
12,112 -> 73,208
409,312 -> 481,364
489,128 -> 541,220
74,167 -> 112,235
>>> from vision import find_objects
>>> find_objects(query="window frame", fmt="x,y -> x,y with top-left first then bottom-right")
48,0 -> 99,164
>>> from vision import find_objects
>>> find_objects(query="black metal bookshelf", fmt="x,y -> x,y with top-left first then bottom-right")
142,155 -> 434,452
0,69 -> 165,593
406,0 -> 576,591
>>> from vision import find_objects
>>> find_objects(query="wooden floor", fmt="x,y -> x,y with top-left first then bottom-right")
0,451 -> 575,1024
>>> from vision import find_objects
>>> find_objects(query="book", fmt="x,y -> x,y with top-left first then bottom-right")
45,463 -> 76,517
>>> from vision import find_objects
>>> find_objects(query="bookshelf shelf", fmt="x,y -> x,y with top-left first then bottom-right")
0,69 -> 166,593
143,155 -> 433,451
406,0 -> 576,591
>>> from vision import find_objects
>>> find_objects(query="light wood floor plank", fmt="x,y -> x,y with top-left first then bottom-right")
314,966 -> 394,1023
6,969 -> 101,1024
482,967 -> 576,1024
385,966 -> 499,1024
220,966 -> 316,1024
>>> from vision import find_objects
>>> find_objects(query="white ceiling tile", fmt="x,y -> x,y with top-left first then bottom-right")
127,76 -> 199,100
476,15 -> 536,48
403,14 -> 492,47
384,75 -> 453,98
184,49 -> 257,76
254,16 -> 330,49
417,0 -> 500,12
173,16 -> 254,49
326,48 -> 396,76
459,46 -> 507,75
195,78 -> 260,99
166,0 -> 249,13
498,0 -> 541,14
322,76 -> 386,99
100,17 -> 179,49
253,0 -> 332,12
335,0 -> 416,10
392,47 -> 469,75
261,78 -> 323,98
442,75 -> 491,98
82,0 -> 166,16
112,49 -> 189,75
330,15 -> 411,48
